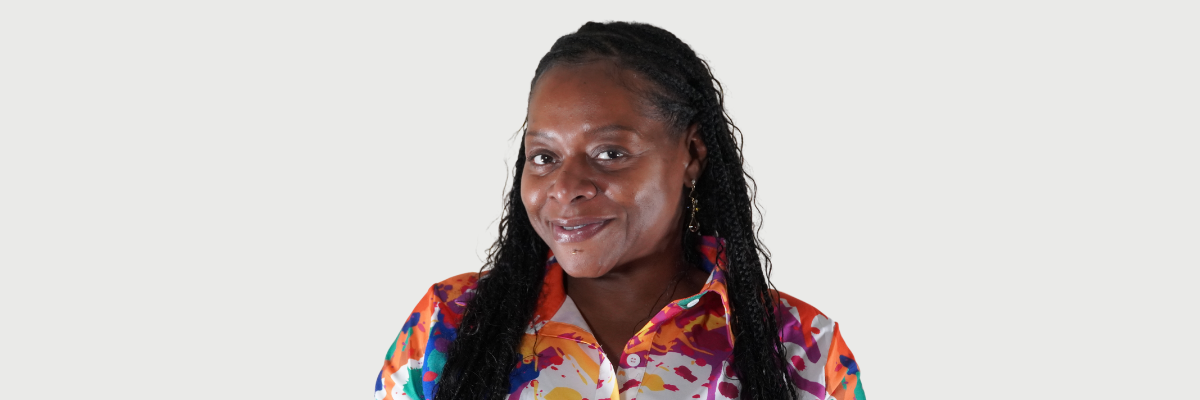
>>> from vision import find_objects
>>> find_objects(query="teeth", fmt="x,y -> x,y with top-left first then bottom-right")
562,224 -> 588,231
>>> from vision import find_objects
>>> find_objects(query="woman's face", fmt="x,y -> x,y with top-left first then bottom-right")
522,61 -> 705,278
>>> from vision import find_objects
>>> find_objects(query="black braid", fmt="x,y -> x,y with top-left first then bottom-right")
433,142 -> 549,399
435,21 -> 797,399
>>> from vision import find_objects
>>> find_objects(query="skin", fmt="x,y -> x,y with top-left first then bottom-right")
522,60 -> 710,363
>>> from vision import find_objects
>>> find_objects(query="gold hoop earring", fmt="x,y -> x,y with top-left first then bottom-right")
687,180 -> 700,233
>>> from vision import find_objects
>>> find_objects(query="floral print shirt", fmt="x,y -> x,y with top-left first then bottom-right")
375,236 -> 865,400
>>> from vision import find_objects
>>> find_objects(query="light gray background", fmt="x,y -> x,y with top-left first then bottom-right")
1,1 -> 1196,399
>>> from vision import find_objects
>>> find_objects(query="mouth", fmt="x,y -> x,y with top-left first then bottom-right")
551,218 -> 613,243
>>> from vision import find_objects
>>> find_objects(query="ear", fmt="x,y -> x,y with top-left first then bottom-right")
683,123 -> 707,186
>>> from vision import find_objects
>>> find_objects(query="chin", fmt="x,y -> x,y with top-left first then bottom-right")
556,256 -> 613,279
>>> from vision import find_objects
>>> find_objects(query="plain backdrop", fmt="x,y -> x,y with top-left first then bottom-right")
1,1 -> 1196,399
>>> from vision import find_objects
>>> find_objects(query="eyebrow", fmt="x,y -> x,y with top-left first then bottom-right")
526,124 -> 641,140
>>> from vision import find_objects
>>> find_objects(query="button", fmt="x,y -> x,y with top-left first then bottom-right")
685,298 -> 699,308
626,353 -> 640,366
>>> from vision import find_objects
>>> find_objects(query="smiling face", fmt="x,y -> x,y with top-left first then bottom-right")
522,60 -> 706,278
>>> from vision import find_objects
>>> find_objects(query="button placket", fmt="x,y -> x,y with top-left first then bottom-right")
623,351 -> 647,398
622,326 -> 657,397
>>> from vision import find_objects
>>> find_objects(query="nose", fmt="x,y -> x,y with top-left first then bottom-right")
547,155 -> 597,204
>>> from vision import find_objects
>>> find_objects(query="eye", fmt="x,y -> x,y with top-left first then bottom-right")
596,150 -> 625,160
530,154 -> 554,165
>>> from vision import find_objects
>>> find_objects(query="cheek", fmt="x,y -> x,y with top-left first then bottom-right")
520,173 -> 546,222
627,175 -> 681,234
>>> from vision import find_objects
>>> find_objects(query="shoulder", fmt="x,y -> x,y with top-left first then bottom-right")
773,290 -> 864,399
376,272 -> 482,400
406,272 -> 482,329
387,271 -> 483,358
423,271 -> 481,306
774,290 -> 838,338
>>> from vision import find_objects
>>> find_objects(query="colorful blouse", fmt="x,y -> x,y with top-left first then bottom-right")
374,236 -> 865,400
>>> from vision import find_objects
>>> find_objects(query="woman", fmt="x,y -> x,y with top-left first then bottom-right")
375,21 -> 864,400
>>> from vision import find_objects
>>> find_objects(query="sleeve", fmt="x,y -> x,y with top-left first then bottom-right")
374,287 -> 437,400
822,323 -> 865,400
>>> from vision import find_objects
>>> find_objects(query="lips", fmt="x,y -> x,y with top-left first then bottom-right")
551,217 -> 613,243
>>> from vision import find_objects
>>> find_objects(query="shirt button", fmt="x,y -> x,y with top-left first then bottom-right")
686,298 -> 699,308
626,353 -> 640,366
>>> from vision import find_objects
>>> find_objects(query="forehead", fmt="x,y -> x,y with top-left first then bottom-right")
526,61 -> 661,136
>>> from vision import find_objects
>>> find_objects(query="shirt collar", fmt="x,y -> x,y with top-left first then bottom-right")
528,236 -> 734,344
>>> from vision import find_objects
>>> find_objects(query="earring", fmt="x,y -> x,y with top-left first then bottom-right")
687,180 -> 700,233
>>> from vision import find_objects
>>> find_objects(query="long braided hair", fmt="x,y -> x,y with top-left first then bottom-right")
434,21 -> 797,400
